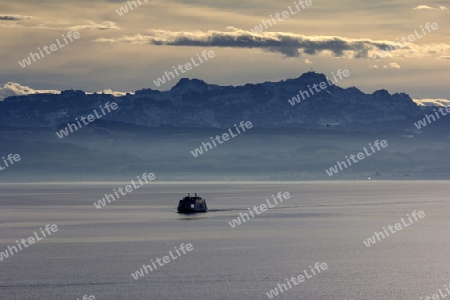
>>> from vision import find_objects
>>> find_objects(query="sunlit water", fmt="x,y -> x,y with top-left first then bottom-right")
0,181 -> 448,300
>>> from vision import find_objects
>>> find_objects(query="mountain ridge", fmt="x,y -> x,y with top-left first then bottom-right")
0,72 -> 437,130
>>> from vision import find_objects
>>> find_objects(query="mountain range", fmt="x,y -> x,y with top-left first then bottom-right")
0,71 -> 443,131
0,71 -> 449,182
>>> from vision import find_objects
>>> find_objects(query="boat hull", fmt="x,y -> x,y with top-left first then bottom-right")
177,208 -> 208,214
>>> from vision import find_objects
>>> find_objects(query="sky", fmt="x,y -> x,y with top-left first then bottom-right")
1,0 -> 449,100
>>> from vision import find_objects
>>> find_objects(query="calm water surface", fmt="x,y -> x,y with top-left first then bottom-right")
0,181 -> 448,300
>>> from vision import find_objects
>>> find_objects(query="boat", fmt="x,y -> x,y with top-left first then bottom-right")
177,193 -> 208,213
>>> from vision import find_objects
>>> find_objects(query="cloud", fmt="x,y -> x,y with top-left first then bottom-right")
34,21 -> 120,31
383,62 -> 401,69
0,14 -> 33,27
0,14 -> 33,21
413,98 -> 450,106
94,27 -> 450,59
0,82 -> 134,100
94,27 -> 403,58
367,62 -> 401,69
413,5 -> 436,10
412,5 -> 448,10
0,82 -> 60,101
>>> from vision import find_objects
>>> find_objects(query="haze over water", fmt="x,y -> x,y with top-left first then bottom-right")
0,181 -> 448,299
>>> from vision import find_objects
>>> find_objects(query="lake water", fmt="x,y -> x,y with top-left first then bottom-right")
0,181 -> 448,300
